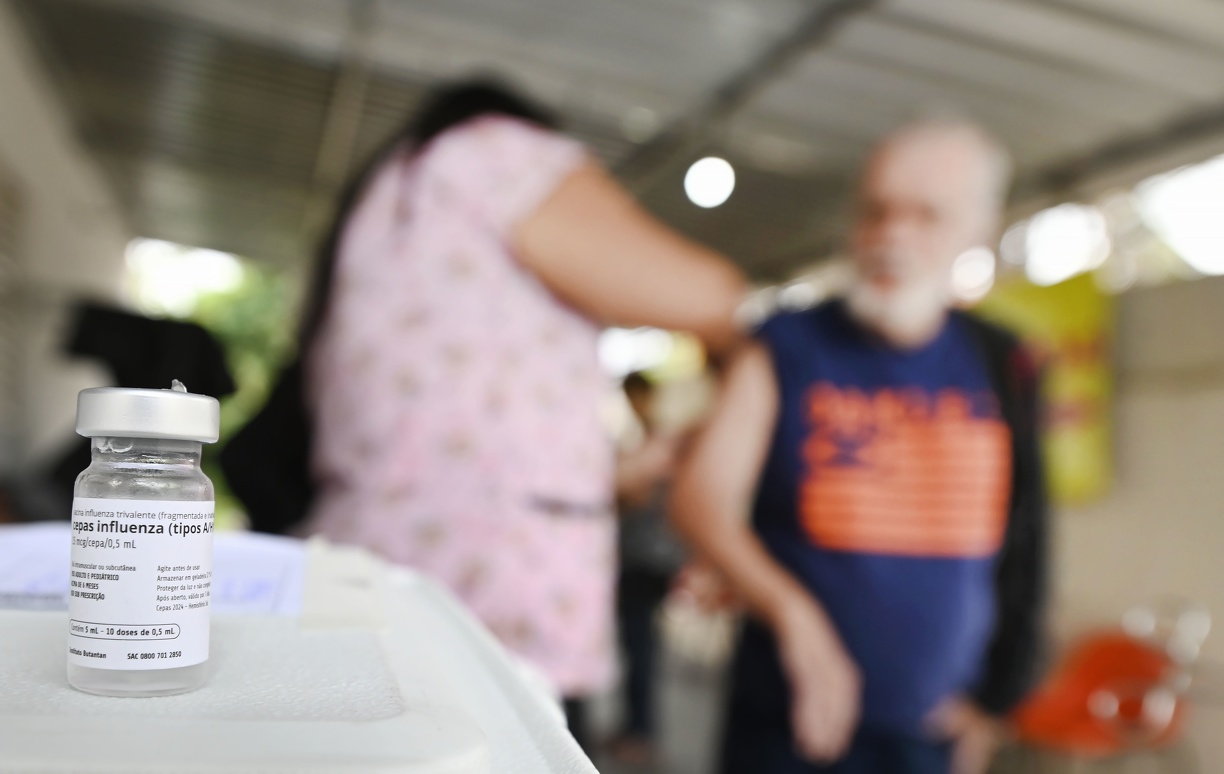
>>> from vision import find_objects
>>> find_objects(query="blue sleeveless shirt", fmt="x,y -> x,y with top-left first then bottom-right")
750,300 -> 1011,734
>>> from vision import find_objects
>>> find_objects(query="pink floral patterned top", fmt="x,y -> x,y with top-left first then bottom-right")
306,117 -> 615,694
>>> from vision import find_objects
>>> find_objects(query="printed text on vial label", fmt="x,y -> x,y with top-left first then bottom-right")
68,498 -> 214,670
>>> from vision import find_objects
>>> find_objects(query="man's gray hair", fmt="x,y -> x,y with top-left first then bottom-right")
881,117 -> 1014,215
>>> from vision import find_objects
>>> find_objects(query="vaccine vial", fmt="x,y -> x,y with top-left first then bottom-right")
67,381 -> 220,697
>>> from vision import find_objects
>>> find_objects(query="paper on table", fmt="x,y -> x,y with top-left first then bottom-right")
0,523 -> 70,611
0,523 -> 307,616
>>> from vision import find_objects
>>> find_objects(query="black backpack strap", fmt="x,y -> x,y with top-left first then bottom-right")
958,311 -> 1049,715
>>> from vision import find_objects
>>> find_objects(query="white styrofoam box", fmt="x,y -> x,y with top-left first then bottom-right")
0,526 -> 597,774
0,612 -> 489,773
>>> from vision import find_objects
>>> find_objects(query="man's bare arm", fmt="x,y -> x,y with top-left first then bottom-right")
669,342 -> 861,763
670,344 -> 800,626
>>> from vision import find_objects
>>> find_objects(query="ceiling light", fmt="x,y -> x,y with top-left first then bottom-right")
684,157 -> 735,208
1024,203 -> 1111,286
1135,154 -> 1224,276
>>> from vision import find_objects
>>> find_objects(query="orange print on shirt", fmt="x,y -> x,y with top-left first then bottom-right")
800,383 -> 1011,558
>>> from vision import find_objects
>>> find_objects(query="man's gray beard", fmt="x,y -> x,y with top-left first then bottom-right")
844,272 -> 952,347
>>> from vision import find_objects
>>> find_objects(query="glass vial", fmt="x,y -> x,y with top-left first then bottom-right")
67,382 -> 220,697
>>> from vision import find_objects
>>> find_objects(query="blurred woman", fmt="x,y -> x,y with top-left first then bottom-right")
299,80 -> 745,748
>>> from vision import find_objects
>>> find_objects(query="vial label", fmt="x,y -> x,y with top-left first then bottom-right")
67,498 -> 214,670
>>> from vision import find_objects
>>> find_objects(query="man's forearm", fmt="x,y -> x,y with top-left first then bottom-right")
671,489 -> 825,632
665,341 -> 830,633
665,343 -> 863,763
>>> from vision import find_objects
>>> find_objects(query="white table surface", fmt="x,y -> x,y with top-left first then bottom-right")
0,523 -> 596,774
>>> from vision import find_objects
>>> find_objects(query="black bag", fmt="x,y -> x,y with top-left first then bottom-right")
43,303 -> 236,519
219,359 -> 314,534
959,310 -> 1049,714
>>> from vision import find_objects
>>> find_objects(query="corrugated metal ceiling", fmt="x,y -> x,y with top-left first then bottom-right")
11,0 -> 1224,278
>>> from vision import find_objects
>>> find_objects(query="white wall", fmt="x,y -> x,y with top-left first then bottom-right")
0,0 -> 130,468
1055,275 -> 1224,768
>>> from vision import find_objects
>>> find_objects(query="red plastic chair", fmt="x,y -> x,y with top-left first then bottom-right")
1012,631 -> 1185,757
1006,599 -> 1210,773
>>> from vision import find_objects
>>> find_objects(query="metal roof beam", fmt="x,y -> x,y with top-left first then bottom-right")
615,0 -> 880,190
1018,102 -> 1224,201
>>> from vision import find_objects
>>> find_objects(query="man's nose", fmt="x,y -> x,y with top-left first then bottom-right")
878,214 -> 916,250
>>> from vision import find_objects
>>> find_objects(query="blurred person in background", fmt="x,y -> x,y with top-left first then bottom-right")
609,372 -> 690,765
671,120 -> 1047,774
298,79 -> 745,752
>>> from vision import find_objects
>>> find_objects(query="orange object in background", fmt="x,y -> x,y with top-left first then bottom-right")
1012,630 -> 1185,757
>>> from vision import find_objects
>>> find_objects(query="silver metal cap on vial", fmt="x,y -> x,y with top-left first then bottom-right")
75,381 -> 221,443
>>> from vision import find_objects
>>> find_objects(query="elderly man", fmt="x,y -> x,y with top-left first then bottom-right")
672,121 -> 1046,774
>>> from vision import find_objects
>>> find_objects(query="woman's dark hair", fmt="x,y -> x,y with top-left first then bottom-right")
298,78 -> 558,350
